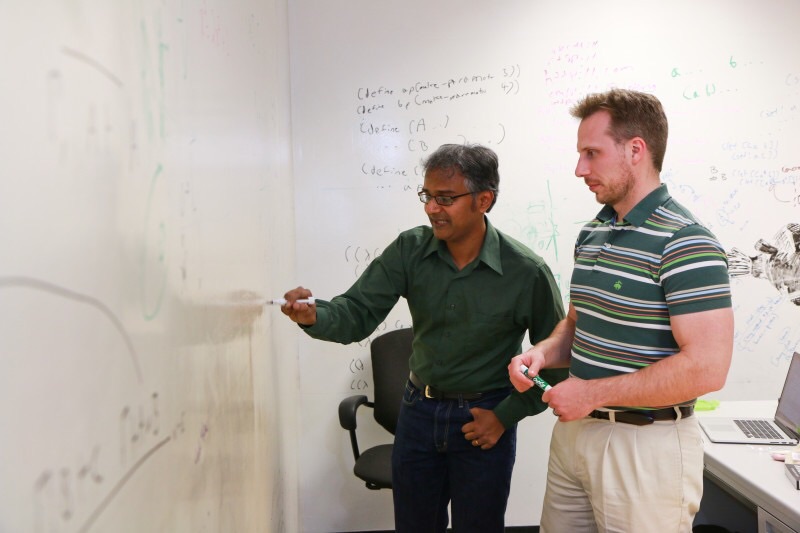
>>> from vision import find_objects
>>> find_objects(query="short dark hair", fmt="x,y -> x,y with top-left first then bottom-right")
422,144 -> 499,211
570,89 -> 669,172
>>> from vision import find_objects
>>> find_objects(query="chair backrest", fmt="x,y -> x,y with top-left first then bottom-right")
370,327 -> 413,435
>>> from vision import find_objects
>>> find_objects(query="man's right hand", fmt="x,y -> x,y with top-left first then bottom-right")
280,286 -> 317,325
508,350 -> 546,393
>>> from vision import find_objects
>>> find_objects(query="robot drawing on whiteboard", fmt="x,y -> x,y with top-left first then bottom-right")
727,223 -> 800,305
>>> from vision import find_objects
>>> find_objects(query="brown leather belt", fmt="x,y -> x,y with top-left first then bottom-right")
408,372 -> 488,401
588,406 -> 694,426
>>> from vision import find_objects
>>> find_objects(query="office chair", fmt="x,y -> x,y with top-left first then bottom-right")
338,327 -> 413,490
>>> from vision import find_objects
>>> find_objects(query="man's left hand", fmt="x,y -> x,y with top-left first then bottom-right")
462,408 -> 505,450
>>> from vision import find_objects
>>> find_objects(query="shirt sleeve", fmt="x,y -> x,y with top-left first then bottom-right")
302,236 -> 405,344
493,368 -> 570,427
662,225 -> 733,315
495,258 -> 566,427
527,261 -> 566,345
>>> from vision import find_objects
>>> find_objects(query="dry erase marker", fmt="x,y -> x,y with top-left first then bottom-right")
269,297 -> 316,305
519,365 -> 551,391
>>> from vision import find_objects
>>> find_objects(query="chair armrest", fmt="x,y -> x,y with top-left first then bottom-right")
338,395 -> 370,430
339,395 -> 372,461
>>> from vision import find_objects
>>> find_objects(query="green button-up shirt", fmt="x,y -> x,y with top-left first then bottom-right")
304,218 -> 566,427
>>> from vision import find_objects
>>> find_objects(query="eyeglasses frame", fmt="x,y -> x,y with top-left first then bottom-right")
417,189 -> 478,206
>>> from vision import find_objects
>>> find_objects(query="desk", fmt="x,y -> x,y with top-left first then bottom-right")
696,400 -> 800,533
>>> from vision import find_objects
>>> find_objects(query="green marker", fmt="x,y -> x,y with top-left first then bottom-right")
520,364 -> 551,391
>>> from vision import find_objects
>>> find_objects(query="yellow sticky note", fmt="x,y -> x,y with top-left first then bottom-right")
695,399 -> 720,411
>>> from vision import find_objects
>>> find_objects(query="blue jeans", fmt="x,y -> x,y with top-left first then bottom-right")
391,380 -> 517,533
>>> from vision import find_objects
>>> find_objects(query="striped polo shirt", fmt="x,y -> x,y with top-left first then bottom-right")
569,184 -> 732,408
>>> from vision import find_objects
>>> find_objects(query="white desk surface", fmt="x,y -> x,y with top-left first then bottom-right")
697,400 -> 800,530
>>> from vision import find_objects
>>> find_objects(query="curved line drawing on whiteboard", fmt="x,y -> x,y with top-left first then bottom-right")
60,46 -> 124,88
141,164 -> 168,321
496,123 -> 506,144
727,223 -> 800,306
73,436 -> 170,533
0,276 -> 144,383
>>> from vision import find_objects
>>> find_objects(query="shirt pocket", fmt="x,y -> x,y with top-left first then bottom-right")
466,309 -> 515,344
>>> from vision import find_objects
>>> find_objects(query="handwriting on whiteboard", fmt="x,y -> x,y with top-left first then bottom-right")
32,390 -> 186,533
354,66 -> 520,176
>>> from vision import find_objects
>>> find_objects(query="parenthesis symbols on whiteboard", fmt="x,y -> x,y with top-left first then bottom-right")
497,123 -> 506,144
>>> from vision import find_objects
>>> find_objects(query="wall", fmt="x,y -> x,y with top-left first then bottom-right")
288,0 -> 800,531
0,1 -> 298,532
3,2 -> 798,532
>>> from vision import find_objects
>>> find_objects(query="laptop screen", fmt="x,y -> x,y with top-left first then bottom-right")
775,352 -> 800,438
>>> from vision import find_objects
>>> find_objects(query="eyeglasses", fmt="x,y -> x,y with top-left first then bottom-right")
417,190 -> 476,206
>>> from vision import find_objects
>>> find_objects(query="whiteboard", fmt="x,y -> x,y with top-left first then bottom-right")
289,0 -> 800,530
0,1 -> 297,532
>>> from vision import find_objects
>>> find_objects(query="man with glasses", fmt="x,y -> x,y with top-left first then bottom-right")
280,143 -> 565,532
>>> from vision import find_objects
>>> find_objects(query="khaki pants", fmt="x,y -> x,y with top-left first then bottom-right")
540,414 -> 704,533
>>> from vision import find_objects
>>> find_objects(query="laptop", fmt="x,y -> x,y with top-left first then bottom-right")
699,351 -> 800,445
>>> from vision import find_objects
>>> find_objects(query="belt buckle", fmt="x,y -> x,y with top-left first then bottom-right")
424,385 -> 434,399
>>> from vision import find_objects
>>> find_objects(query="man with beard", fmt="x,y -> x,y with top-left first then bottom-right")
510,89 -> 734,532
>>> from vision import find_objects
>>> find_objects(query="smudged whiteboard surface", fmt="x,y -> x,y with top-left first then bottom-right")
0,1 -> 295,532
288,0 -> 800,530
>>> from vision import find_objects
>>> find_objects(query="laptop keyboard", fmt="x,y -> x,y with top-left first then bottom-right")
734,419 -> 783,439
